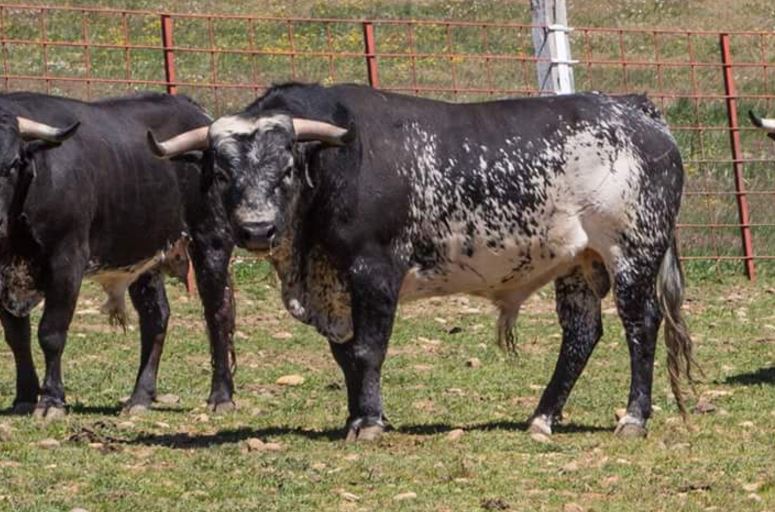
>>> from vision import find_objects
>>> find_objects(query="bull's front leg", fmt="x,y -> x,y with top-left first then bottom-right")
1,310 -> 39,413
35,251 -> 84,419
330,256 -> 401,442
189,229 -> 236,412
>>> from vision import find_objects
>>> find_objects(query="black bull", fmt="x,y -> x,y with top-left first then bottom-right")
0,92 -> 236,417
152,82 -> 700,440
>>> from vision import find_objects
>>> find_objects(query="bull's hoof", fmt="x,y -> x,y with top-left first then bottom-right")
11,402 -> 37,415
208,400 -> 236,414
614,415 -> 648,438
527,414 -> 553,436
32,404 -> 66,421
345,417 -> 385,442
122,403 -> 150,416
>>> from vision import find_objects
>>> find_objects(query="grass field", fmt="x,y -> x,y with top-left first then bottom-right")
0,260 -> 773,511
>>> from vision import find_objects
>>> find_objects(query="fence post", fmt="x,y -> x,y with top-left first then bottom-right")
530,0 -> 576,95
719,33 -> 755,280
362,21 -> 379,88
160,14 -> 177,95
160,14 -> 195,291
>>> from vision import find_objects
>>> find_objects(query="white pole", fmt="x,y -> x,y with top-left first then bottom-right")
530,0 -> 576,95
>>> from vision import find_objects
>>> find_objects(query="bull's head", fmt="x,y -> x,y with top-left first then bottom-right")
148,113 -> 351,253
749,110 -> 775,141
0,111 -> 79,238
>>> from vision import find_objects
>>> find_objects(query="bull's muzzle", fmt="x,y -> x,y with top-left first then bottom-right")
235,221 -> 276,252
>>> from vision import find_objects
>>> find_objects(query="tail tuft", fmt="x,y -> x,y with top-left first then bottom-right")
656,238 -> 703,418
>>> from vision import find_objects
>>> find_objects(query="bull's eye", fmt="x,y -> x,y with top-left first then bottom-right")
214,168 -> 230,184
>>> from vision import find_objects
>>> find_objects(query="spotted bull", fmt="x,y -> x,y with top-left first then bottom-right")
0,92 -> 236,418
151,83 -> 697,440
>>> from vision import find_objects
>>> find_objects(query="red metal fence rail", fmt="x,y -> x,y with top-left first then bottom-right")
0,3 -> 773,278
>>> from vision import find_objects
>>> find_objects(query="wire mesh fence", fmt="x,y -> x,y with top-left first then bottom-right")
0,3 -> 773,278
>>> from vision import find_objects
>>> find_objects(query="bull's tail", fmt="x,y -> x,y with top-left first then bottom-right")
656,237 -> 702,418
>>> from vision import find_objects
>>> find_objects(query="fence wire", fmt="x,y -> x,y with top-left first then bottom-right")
0,4 -> 773,278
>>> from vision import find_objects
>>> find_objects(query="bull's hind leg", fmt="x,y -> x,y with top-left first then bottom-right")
329,255 -> 402,442
123,271 -> 170,414
611,255 -> 663,438
1,310 -> 39,413
528,265 -> 606,435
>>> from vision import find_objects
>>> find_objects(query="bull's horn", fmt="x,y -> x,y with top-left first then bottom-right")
749,111 -> 775,140
292,118 -> 350,146
147,126 -> 210,159
749,110 -> 775,131
17,117 -> 80,143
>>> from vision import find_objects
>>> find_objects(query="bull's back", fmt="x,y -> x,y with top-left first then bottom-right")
333,87 -> 682,298
12,93 -> 208,268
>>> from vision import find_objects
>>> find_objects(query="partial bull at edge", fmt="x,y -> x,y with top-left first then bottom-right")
0,91 -> 237,419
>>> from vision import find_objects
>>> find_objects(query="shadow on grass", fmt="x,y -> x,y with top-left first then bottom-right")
722,366 -> 775,386
126,419 -> 610,449
0,402 -> 191,416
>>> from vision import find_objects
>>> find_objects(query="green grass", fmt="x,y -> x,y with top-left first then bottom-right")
0,261 -> 774,511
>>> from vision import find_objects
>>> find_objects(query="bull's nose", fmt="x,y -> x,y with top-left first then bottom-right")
236,221 -> 276,251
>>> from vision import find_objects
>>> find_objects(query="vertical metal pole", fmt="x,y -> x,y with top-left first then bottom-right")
161,14 -> 195,291
720,33 -> 755,280
362,21 -> 379,88
160,14 -> 177,95
531,0 -> 575,95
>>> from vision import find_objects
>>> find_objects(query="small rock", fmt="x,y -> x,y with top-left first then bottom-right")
466,357 -> 481,369
276,374 -> 305,386
738,421 -> 754,429
340,491 -> 360,502
614,408 -> 627,421
529,432 -> 551,444
564,504 -> 585,512
742,482 -> 763,492
434,317 -> 448,324
393,492 -> 417,501
693,398 -> 716,414
272,331 -> 293,340
0,423 -> 12,442
245,438 -> 281,452
88,443 -> 104,450
70,508 -> 89,512
311,462 -> 327,471
195,414 -> 210,423
154,421 -> 170,429
245,438 -> 265,451
38,438 -> 60,449
748,493 -> 762,502
561,461 -> 579,472
155,394 -> 180,405
117,421 -> 135,430
447,429 -> 465,441
343,453 -> 359,462
481,498 -> 510,510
